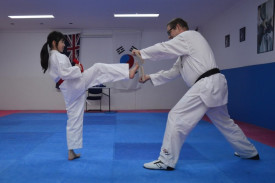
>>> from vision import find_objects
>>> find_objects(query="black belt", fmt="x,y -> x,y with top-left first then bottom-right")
195,68 -> 220,83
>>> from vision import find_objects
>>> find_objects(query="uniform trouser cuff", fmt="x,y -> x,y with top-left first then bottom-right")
158,156 -> 176,168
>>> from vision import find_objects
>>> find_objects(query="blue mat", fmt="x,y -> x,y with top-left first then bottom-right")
0,112 -> 274,183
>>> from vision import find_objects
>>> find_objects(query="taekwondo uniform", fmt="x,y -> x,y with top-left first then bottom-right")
48,50 -> 129,150
140,30 -> 258,168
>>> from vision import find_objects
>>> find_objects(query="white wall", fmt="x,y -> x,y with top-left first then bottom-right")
0,31 -> 65,110
201,0 -> 275,69
0,29 -> 187,110
1,0 -> 272,110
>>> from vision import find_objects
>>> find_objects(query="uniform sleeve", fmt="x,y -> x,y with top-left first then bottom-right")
140,34 -> 190,61
149,59 -> 181,86
56,54 -> 82,80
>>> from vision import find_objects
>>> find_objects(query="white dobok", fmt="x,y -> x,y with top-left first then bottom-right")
140,30 -> 258,168
48,50 -> 129,150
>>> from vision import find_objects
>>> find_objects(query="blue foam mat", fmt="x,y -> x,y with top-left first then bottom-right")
0,112 -> 274,183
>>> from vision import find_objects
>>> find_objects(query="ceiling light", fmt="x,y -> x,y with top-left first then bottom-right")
8,15 -> 54,19
114,14 -> 159,18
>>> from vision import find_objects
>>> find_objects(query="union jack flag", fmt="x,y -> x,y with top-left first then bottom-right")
63,33 -> 81,62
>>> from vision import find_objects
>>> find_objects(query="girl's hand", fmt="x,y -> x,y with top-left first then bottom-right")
75,64 -> 82,70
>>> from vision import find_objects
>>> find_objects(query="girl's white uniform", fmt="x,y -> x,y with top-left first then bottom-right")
48,50 -> 129,150
140,31 -> 258,168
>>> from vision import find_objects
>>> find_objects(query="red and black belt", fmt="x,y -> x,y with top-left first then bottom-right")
56,79 -> 64,89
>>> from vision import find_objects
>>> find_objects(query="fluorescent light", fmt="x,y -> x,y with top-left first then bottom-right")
8,15 -> 54,19
114,14 -> 159,18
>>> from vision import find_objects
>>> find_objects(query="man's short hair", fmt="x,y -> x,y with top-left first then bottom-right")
167,18 -> 189,30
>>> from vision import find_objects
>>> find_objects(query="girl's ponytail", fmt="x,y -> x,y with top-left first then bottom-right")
40,31 -> 65,73
40,42 -> 49,73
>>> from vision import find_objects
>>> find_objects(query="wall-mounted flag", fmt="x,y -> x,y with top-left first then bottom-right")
111,31 -> 142,90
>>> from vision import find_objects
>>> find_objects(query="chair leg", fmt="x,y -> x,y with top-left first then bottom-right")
86,101 -> 87,111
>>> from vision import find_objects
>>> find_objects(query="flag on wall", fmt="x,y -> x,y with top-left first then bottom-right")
63,33 -> 81,62
109,30 -> 142,90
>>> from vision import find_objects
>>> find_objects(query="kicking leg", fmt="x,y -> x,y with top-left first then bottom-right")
83,63 -> 138,89
129,63 -> 139,79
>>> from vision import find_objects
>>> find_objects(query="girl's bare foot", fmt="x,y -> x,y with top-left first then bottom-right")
68,149 -> 81,160
129,63 -> 139,79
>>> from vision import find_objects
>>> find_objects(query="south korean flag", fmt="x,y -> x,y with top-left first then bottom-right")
111,30 -> 142,90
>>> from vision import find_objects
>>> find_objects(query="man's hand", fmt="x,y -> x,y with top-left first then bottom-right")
132,49 -> 141,57
139,74 -> 150,83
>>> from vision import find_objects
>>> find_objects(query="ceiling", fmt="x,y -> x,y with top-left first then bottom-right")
0,0 -> 240,31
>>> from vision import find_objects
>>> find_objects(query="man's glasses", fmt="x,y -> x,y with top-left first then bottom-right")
167,26 -> 176,36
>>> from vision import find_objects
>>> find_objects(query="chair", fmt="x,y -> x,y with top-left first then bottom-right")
86,85 -> 110,111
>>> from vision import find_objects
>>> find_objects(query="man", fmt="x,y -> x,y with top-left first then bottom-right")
132,18 -> 259,170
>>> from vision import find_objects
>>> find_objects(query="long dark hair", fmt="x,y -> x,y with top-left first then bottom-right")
40,31 -> 65,73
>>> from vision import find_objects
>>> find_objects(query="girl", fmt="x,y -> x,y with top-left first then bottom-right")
40,31 -> 139,160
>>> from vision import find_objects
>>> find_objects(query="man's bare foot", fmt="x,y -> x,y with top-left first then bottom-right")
68,149 -> 81,160
129,63 -> 139,79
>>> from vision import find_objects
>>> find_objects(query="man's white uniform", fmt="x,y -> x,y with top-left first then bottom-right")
48,50 -> 129,150
140,31 -> 258,168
